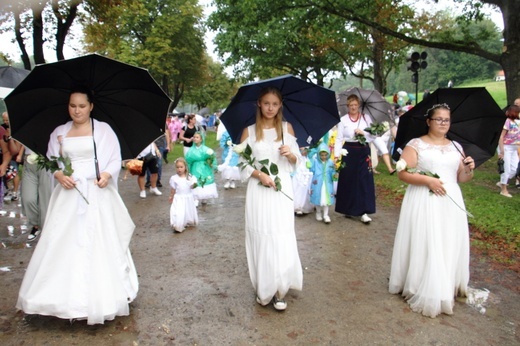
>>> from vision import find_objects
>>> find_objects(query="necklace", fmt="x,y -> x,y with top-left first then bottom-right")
348,113 -> 359,122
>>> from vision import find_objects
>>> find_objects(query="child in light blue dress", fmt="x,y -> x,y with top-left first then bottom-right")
309,143 -> 336,224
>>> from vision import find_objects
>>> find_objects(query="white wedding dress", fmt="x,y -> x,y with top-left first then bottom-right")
389,138 -> 470,318
17,136 -> 138,325
242,124 -> 303,304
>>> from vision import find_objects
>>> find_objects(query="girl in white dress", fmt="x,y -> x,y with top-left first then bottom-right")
389,104 -> 476,318
239,86 -> 303,311
169,157 -> 198,232
16,86 -> 138,325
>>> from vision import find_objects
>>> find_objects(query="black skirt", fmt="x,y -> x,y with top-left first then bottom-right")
334,142 -> 376,216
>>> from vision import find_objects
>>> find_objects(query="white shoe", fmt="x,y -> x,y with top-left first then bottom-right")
323,215 -> 331,224
139,190 -> 146,198
230,181 -> 236,189
224,180 -> 231,189
273,296 -> 287,311
360,213 -> 372,223
150,187 -> 162,196
194,199 -> 199,207
315,211 -> 323,221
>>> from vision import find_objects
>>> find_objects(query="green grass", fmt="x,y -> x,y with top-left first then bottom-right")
375,158 -> 519,267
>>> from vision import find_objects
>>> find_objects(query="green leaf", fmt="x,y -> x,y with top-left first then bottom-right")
260,167 -> 269,175
274,176 -> 282,191
269,162 -> 279,175
258,158 -> 270,166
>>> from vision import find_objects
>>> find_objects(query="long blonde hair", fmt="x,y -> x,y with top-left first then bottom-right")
255,87 -> 284,142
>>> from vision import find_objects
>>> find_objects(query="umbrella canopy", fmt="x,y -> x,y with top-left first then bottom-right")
337,87 -> 394,125
220,74 -> 339,147
392,87 -> 505,168
5,54 -> 171,159
0,87 -> 13,99
0,66 -> 30,88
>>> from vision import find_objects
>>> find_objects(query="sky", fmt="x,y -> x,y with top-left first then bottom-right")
0,1 -> 504,67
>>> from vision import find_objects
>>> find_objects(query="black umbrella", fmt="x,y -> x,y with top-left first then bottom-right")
337,87 -> 395,124
220,74 -> 340,147
5,54 -> 171,159
392,87 -> 505,168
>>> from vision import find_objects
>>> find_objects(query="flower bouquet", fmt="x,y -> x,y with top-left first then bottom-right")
27,152 -> 89,204
234,142 -> 292,200
395,158 -> 473,217
364,121 -> 390,136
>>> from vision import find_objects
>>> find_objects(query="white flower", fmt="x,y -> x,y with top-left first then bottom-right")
395,158 -> 407,172
233,141 -> 248,154
206,148 -> 214,156
26,153 -> 39,165
382,121 -> 390,132
340,148 -> 348,157
226,140 -> 232,147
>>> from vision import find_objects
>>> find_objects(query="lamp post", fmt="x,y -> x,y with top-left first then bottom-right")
407,51 -> 428,105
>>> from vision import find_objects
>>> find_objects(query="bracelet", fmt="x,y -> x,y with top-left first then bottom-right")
257,171 -> 262,178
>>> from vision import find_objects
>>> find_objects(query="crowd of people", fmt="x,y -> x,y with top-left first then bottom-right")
4,84 -> 518,324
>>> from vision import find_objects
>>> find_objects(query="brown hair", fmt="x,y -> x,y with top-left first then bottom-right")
346,94 -> 360,106
255,87 -> 284,142
505,105 -> 520,120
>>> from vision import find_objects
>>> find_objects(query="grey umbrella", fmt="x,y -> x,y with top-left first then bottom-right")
0,66 -> 30,88
337,87 -> 395,125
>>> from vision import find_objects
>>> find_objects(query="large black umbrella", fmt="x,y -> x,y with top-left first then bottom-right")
5,54 -> 171,159
392,87 -> 505,167
337,87 -> 394,124
220,74 -> 340,147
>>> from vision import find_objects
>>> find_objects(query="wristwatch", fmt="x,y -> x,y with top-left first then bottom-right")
3,135 -> 11,142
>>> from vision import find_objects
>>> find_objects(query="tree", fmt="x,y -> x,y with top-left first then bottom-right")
82,0 -> 207,110
0,0 -> 82,68
308,0 -> 519,104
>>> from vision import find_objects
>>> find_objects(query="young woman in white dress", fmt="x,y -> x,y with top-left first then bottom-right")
239,86 -> 302,311
389,104 -> 475,318
16,86 -> 138,325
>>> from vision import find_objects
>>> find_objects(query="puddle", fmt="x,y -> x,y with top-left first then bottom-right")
466,287 -> 490,314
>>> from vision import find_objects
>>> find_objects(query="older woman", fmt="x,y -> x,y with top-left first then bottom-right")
16,85 -> 138,325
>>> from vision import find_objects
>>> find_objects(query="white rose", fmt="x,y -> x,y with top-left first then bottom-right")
382,121 -> 390,131
340,148 -> 348,157
395,158 -> 407,172
26,153 -> 39,165
226,140 -> 232,147
206,148 -> 214,156
233,141 -> 248,155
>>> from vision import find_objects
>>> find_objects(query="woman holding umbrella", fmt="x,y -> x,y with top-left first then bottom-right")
16,85 -> 138,325
389,103 -> 475,318
238,86 -> 302,311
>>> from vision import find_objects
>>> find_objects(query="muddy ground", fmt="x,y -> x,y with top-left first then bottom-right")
0,156 -> 518,345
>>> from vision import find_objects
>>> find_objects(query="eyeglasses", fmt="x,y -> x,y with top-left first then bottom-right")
430,118 -> 451,124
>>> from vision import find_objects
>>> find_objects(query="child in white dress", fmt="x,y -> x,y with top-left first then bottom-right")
169,158 -> 198,233
292,147 -> 313,215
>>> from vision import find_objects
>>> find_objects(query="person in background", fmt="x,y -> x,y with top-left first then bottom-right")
292,147 -> 313,216
389,103 -> 475,318
2,112 -> 22,201
179,114 -> 201,156
145,131 -> 170,188
185,132 -> 218,206
334,94 -> 376,224
16,85 -> 138,325
497,105 -> 520,197
168,157 -> 198,233
137,142 -> 162,198
238,86 -> 302,311
20,145 -> 53,242
309,143 -> 335,224
218,130 -> 240,189
514,98 -> 520,188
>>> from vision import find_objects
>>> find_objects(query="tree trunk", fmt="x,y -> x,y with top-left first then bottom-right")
13,10 -> 31,70
500,0 -> 520,105
52,0 -> 80,61
31,3 -> 45,65
371,29 -> 385,94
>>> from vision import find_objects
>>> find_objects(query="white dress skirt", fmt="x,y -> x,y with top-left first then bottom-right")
389,138 -> 470,318
242,124 -> 303,305
169,174 -> 199,232
16,137 -> 138,325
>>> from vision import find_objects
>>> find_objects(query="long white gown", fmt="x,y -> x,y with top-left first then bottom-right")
169,174 -> 199,232
389,138 -> 470,318
242,124 -> 303,305
16,136 -> 138,325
